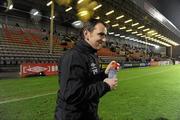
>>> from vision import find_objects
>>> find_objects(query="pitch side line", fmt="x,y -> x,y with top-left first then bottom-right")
120,67 -> 176,81
0,92 -> 56,105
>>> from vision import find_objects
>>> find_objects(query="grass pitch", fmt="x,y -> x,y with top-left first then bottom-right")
1,65 -> 180,120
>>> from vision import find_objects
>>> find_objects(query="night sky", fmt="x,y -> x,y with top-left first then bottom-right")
148,0 -> 180,30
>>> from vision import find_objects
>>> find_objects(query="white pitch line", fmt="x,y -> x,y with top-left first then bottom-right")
0,92 -> 56,105
119,67 -> 176,81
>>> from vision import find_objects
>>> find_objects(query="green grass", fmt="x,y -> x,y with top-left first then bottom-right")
0,76 -> 58,120
1,65 -> 180,120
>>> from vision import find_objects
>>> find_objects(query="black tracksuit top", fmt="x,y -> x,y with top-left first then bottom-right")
55,39 -> 110,120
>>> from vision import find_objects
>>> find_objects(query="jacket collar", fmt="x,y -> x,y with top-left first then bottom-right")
75,39 -> 97,54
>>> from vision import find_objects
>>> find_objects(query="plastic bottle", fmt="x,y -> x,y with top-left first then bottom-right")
108,62 -> 120,79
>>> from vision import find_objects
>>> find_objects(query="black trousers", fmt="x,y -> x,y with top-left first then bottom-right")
55,107 -> 99,120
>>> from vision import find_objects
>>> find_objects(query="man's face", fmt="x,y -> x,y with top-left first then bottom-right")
84,23 -> 107,50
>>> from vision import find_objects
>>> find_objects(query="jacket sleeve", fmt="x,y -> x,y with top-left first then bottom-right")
59,52 -> 110,105
97,70 -> 108,81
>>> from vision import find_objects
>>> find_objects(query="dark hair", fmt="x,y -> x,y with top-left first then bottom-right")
80,19 -> 108,39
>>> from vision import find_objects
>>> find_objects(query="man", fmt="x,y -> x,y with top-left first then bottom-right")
55,19 -> 118,120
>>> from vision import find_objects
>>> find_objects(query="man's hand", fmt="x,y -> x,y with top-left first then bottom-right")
104,78 -> 118,90
105,61 -> 117,74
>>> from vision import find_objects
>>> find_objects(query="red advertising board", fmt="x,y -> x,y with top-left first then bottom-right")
20,63 -> 58,77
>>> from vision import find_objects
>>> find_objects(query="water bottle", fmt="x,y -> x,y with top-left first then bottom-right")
108,68 -> 117,79
108,62 -> 120,79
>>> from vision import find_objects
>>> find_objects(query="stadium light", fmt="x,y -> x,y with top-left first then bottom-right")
131,31 -> 138,34
65,6 -> 72,12
155,45 -> 160,49
129,38 -> 135,41
78,10 -> 88,16
125,37 -> 130,39
137,25 -> 145,29
116,15 -> 124,20
72,20 -> 81,26
151,32 -> 158,36
155,34 -> 161,37
120,35 -> 125,38
77,0 -> 84,4
93,4 -> 102,11
108,32 -> 114,35
33,11 -> 39,16
140,35 -> 146,38
50,16 -> 55,19
132,22 -> 139,27
158,36 -> 163,39
47,1 -> 52,6
105,20 -> 110,24
112,24 -> 119,27
137,33 -> 142,36
95,16 -> 100,19
72,20 -> 83,28
164,38 -> 179,46
8,4 -> 13,10
143,28 -> 150,32
105,10 -> 114,16
115,34 -> 120,36
147,30 -> 155,34
127,37 -> 160,48
148,37 -> 171,47
126,29 -> 132,32
124,19 -> 132,23
119,26 -> 126,30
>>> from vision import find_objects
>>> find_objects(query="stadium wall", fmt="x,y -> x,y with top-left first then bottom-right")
172,46 -> 180,59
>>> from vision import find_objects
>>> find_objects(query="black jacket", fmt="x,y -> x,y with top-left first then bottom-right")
55,40 -> 110,120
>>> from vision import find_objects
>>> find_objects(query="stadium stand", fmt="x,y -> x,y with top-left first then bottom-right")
0,23 -> 162,67
0,24 -> 65,66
